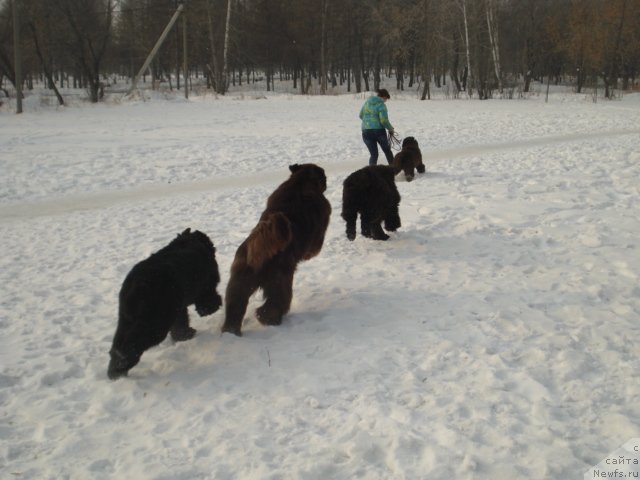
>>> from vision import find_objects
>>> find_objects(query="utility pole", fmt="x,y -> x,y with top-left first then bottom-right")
12,0 -> 23,114
127,3 -> 184,96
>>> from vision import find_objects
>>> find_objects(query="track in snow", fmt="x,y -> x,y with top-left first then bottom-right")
1,128 -> 638,221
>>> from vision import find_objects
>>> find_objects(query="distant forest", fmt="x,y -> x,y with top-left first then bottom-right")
1,0 -> 639,104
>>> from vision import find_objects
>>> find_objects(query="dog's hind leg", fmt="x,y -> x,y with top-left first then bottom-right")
403,164 -> 415,182
257,262 -> 294,326
222,270 -> 258,336
170,307 -> 196,342
341,201 -> 358,240
416,151 -> 425,174
370,222 -> 390,241
384,211 -> 401,232
360,211 -> 373,238
344,214 -> 357,241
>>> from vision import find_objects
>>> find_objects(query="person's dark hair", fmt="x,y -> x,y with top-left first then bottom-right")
377,89 -> 390,99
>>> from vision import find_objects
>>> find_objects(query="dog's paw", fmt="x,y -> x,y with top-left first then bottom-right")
384,217 -> 401,232
416,165 -> 426,173
256,305 -> 283,326
195,294 -> 222,316
221,324 -> 243,337
405,174 -> 414,182
372,232 -> 390,241
171,326 -> 196,342
346,230 -> 356,241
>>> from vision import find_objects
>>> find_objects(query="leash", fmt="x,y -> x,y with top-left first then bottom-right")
388,131 -> 402,151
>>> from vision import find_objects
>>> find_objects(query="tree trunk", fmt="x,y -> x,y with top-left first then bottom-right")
175,0 -> 181,90
451,32 -> 462,92
206,0 -> 221,92
461,0 -> 473,97
373,49 -> 381,91
354,30 -> 363,92
604,0 -> 627,99
421,0 -> 431,100
57,0 -> 114,103
485,0 -> 502,93
320,0 -> 329,94
12,0 -> 23,112
0,49 -> 18,92
221,0 -> 232,94
28,22 -> 64,105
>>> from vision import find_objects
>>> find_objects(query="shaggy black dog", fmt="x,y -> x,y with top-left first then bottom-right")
341,165 -> 401,241
221,164 -> 331,336
392,136 -> 425,182
108,228 -> 222,380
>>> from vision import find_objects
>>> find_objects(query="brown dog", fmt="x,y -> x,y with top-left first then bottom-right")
222,164 -> 331,336
392,136 -> 425,182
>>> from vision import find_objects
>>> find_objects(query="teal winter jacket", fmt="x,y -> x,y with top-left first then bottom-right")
359,96 -> 394,131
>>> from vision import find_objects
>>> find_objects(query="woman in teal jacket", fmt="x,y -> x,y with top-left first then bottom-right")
359,89 -> 395,166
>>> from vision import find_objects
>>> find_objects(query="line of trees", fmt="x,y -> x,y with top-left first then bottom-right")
1,0 -> 639,104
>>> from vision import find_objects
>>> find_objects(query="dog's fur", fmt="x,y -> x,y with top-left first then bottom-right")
108,229 -> 222,379
221,164 -> 331,336
392,136 -> 425,182
341,165 -> 401,241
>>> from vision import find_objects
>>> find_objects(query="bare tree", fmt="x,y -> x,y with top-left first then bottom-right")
619,0 -> 640,89
24,0 -> 64,104
485,0 -> 502,93
420,0 -> 432,100
458,0 -> 473,96
602,0 -> 627,98
205,0 -> 222,91
320,0 -> 329,94
55,0 -> 115,102
2,0 -> 639,101
221,0 -> 232,93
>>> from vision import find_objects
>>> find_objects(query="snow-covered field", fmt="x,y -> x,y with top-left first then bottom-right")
1,87 -> 639,479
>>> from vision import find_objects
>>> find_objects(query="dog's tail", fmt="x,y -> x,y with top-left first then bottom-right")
246,212 -> 293,270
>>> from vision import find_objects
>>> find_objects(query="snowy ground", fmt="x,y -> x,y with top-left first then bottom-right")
1,86 -> 640,479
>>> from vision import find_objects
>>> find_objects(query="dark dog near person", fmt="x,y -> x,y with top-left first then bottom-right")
341,165 -> 401,241
222,164 -> 331,337
392,136 -> 425,182
108,229 -> 222,380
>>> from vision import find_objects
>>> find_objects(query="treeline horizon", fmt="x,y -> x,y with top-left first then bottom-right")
1,0 -> 639,104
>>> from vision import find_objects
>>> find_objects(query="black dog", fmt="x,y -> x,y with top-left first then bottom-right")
108,228 -> 222,379
392,136 -> 425,182
222,164 -> 331,336
342,165 -> 401,241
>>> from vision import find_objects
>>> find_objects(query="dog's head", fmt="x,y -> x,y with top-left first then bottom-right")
107,346 -> 141,380
170,228 -> 216,254
401,136 -> 419,148
289,163 -> 327,193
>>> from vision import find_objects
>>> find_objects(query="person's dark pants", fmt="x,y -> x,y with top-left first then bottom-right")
362,129 -> 394,166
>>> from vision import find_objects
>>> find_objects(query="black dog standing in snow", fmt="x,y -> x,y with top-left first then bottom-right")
107,229 -> 222,380
341,165 -> 401,241
392,136 -> 425,182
